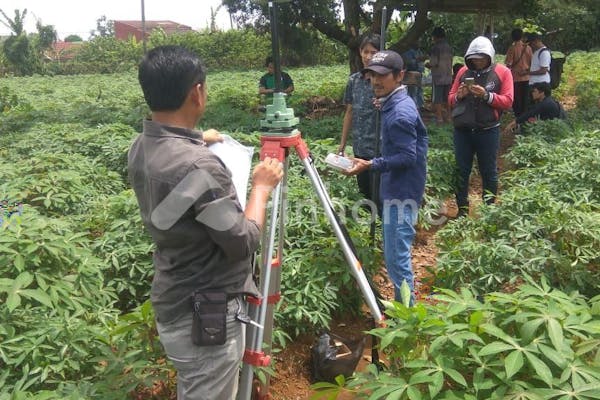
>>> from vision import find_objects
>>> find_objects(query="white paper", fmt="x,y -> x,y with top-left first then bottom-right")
208,135 -> 254,209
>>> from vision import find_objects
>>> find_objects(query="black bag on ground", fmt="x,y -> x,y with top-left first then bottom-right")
310,332 -> 366,383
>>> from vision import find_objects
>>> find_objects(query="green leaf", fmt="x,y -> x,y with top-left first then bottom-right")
369,384 -> 405,399
409,371 -> 435,385
400,280 -> 411,307
525,352 -> 554,386
14,271 -> 33,288
387,388 -> 406,400
380,329 -> 409,349
521,318 -> 545,341
20,289 -> 53,308
469,310 -> 484,327
538,344 -> 568,369
505,350 -> 525,379
13,254 -> 25,270
547,318 -> 564,351
444,368 -> 468,387
6,291 -> 21,312
576,383 -> 600,399
407,385 -> 422,400
479,341 -> 515,356
481,323 -> 518,345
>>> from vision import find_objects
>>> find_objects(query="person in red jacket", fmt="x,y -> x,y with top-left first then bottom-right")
448,36 -> 513,217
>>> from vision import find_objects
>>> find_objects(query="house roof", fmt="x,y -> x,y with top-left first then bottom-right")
52,41 -> 82,52
114,20 -> 192,31
45,41 -> 83,61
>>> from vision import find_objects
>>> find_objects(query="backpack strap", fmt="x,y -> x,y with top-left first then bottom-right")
538,47 -> 550,60
510,43 -> 528,69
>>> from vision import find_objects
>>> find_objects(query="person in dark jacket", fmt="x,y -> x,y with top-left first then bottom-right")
448,36 -> 514,217
505,81 -> 564,132
128,45 -> 283,399
344,50 -> 428,304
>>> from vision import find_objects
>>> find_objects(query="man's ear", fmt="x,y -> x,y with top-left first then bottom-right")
189,83 -> 204,106
396,70 -> 405,84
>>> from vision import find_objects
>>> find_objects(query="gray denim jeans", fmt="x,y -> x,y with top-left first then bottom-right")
156,297 -> 245,400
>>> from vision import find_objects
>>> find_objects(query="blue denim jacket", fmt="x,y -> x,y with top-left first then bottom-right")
371,88 -> 428,204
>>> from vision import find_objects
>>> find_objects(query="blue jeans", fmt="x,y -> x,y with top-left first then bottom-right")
382,202 -> 417,304
156,297 -> 245,400
453,127 -> 500,210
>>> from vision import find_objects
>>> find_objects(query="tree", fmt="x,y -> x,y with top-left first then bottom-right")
35,21 -> 57,52
221,0 -> 433,72
64,34 -> 83,42
0,8 -> 59,75
90,15 -> 114,39
0,8 -> 27,36
221,0 -> 598,71
0,8 -> 34,75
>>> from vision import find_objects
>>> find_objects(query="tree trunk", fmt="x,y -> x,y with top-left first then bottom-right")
344,0 -> 363,73
388,0 -> 433,55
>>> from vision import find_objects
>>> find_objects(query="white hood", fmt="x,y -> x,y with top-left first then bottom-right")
464,36 -> 496,69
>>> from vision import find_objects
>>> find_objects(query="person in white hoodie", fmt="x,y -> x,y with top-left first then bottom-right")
448,36 -> 514,217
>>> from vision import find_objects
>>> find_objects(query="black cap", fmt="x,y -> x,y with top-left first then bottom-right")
362,50 -> 404,75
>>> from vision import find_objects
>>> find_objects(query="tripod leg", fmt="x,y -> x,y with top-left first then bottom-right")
296,146 -> 384,323
238,159 -> 288,400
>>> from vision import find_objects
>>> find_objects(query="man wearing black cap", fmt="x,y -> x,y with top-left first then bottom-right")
344,50 -> 428,304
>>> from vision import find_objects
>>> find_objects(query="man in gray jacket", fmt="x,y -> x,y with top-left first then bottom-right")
128,45 -> 283,399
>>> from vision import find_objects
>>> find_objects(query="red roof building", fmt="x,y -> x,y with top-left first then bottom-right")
46,41 -> 83,61
114,20 -> 193,41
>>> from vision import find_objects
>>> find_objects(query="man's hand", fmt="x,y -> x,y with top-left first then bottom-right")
504,120 -> 518,134
456,83 -> 470,100
252,157 -> 284,192
342,157 -> 371,176
245,157 -> 284,228
372,97 -> 382,110
469,84 -> 488,99
203,129 -> 223,145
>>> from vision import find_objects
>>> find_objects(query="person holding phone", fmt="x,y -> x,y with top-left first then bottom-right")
448,36 -> 513,217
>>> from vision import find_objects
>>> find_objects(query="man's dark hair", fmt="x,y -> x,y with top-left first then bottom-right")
432,27 -> 446,39
511,28 -> 523,42
138,45 -> 206,112
360,33 -> 381,51
532,81 -> 552,97
265,56 -> 273,67
525,32 -> 541,43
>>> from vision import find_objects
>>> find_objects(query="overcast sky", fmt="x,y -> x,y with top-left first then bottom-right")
0,0 -> 231,40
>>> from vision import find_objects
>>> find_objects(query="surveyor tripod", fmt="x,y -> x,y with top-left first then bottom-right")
237,93 -> 385,400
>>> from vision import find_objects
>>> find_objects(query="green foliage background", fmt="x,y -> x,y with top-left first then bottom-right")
1,45 -> 599,399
